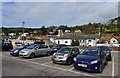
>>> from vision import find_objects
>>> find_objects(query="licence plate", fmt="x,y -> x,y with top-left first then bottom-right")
78,64 -> 87,67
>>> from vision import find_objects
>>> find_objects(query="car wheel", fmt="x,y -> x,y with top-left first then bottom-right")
29,53 -> 35,58
98,64 -> 102,73
109,56 -> 112,61
52,59 -> 56,64
46,52 -> 50,56
105,59 -> 108,65
67,59 -> 72,65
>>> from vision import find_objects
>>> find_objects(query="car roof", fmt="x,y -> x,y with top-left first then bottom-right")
61,46 -> 77,49
84,48 -> 100,51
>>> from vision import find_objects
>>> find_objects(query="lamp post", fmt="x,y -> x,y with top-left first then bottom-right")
22,21 -> 25,44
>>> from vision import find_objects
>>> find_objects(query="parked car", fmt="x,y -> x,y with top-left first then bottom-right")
97,46 -> 112,61
52,46 -> 79,65
19,44 -> 51,58
2,42 -> 13,51
51,44 -> 67,54
73,48 -> 107,73
10,44 -> 30,56
49,45 -> 54,48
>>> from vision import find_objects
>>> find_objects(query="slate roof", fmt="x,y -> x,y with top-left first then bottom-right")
55,33 -> 99,40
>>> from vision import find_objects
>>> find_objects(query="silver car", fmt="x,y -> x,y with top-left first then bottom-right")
19,44 -> 51,58
52,46 -> 79,64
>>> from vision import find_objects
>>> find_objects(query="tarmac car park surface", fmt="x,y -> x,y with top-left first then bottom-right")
1,51 -> 119,77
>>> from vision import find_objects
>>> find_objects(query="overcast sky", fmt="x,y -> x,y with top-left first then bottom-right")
2,1 -> 118,28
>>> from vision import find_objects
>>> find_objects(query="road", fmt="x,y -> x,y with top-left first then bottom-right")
1,51 -> 119,78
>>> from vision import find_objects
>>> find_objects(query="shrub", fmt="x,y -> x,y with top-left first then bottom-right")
71,40 -> 79,46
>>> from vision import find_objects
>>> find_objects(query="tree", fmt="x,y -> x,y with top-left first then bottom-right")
71,40 -> 79,46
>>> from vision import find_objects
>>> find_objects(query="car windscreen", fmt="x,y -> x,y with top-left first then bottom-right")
27,44 -> 37,49
52,45 -> 61,49
58,47 -> 71,54
80,49 -> 99,56
17,45 -> 25,48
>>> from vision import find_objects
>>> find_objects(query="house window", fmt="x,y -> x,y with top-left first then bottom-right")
88,40 -> 91,42
58,40 -> 60,44
65,41 -> 68,43
113,40 -> 116,43
82,40 -> 85,42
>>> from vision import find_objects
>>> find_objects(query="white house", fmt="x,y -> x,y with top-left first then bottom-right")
64,30 -> 71,33
97,36 -> 120,47
9,33 -> 16,36
109,36 -> 120,47
79,35 -> 98,46
54,33 -> 99,46
55,39 -> 72,45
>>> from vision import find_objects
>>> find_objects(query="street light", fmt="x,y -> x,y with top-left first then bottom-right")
22,21 -> 25,44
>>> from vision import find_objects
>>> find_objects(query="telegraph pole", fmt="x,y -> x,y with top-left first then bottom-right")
22,21 -> 25,44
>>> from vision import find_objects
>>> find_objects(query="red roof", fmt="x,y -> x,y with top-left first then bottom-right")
114,36 -> 120,42
98,36 -> 112,43
40,36 -> 49,40
98,36 -> 120,43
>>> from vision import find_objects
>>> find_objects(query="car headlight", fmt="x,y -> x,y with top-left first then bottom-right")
74,58 -> 77,61
91,60 -> 98,64
64,54 -> 68,58
14,50 -> 18,53
54,49 -> 57,51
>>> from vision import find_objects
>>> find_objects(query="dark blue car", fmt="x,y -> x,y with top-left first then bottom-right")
73,48 -> 107,73
10,44 -> 29,56
97,46 -> 112,61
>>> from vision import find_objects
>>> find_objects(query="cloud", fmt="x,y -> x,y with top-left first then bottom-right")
2,0 -> 120,2
2,2 -> 118,27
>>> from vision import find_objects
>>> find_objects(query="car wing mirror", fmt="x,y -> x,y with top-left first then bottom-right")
104,53 -> 106,55
71,51 -> 75,54
34,48 -> 38,50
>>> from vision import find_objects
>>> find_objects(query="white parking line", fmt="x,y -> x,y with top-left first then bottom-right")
28,56 -> 52,61
2,55 -> 95,77
42,61 -> 52,65
68,67 -> 74,71
112,56 -> 114,77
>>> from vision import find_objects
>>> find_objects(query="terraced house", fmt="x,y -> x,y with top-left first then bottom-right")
54,33 -> 99,46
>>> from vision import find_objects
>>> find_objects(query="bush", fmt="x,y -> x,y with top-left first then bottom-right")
71,40 -> 79,46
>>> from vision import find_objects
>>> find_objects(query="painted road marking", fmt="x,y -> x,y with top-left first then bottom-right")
112,56 -> 114,77
2,55 -> 95,77
42,61 -> 52,65
28,56 -> 52,61
68,67 -> 74,71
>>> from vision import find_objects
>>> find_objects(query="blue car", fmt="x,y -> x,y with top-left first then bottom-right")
10,44 -> 30,56
97,46 -> 112,61
73,48 -> 108,73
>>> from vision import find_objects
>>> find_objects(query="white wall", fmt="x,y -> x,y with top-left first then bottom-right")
96,43 -> 120,47
80,39 -> 97,46
55,39 -> 72,45
50,38 -> 55,43
110,37 -> 118,44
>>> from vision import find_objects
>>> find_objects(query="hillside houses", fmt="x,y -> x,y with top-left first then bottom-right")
50,33 -> 120,47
